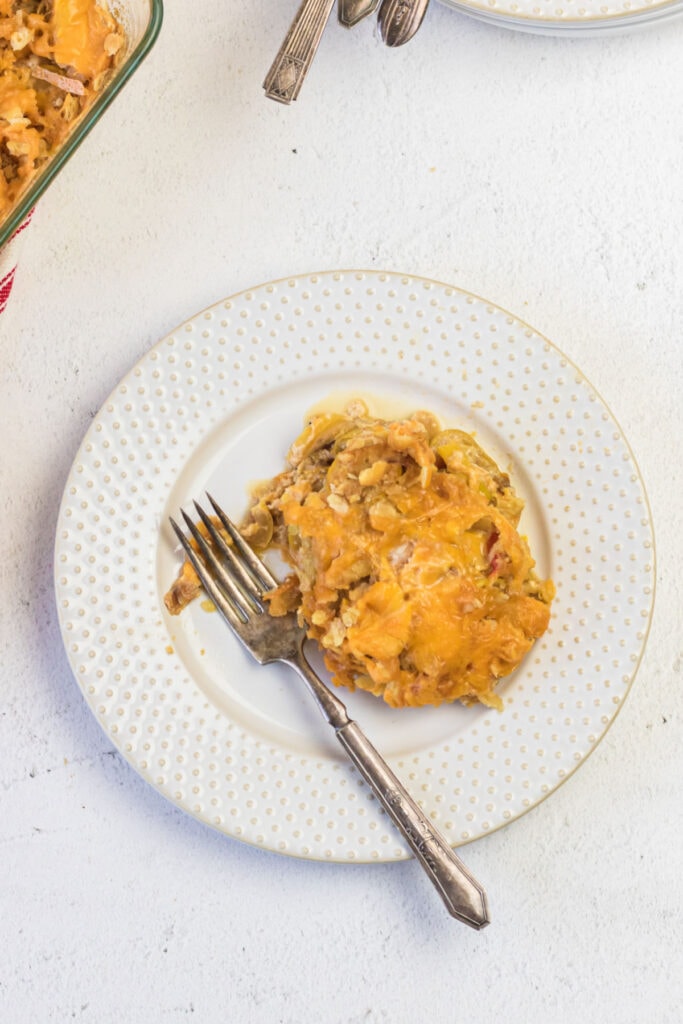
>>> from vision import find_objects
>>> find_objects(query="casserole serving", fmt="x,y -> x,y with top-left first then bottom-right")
0,0 -> 162,249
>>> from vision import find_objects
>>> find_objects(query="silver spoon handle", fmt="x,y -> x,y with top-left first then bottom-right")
290,650 -> 490,929
378,0 -> 430,46
338,0 -> 379,26
264,0 -> 336,103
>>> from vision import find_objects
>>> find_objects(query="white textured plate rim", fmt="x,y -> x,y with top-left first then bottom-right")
437,0 -> 683,29
54,268 -> 656,864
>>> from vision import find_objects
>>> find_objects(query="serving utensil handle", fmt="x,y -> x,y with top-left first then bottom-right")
264,0 -> 336,103
289,651 -> 490,928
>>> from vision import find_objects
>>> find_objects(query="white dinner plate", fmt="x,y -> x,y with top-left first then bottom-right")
438,0 -> 683,35
55,270 -> 655,863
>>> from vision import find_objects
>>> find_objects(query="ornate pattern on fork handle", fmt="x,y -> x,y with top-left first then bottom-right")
288,649 -> 490,928
334,717 -> 490,928
263,0 -> 337,103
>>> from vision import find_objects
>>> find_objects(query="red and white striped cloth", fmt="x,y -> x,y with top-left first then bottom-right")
0,209 -> 34,315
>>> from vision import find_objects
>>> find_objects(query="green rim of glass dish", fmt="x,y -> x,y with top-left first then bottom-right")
0,0 -> 164,250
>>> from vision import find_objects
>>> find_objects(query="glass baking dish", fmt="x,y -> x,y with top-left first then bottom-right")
0,0 -> 163,249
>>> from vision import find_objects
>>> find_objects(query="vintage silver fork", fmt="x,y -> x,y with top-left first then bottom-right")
170,495 -> 490,929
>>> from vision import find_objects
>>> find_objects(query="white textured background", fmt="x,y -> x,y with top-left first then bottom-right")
1,1 -> 682,1021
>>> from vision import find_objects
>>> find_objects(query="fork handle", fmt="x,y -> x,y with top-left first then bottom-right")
336,722 -> 490,928
288,653 -> 489,928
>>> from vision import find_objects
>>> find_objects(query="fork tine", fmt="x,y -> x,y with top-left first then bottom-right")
192,500 -> 265,611
206,492 -> 278,591
169,517 -> 247,629
180,507 -> 264,619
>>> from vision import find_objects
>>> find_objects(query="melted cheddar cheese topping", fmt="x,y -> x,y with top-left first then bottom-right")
252,404 -> 554,709
166,402 -> 555,712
